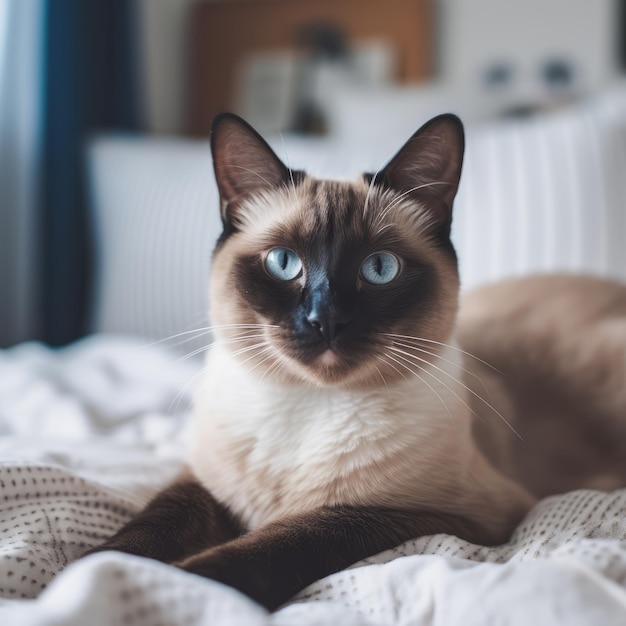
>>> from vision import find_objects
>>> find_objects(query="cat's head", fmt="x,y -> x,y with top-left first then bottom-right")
209,113 -> 464,388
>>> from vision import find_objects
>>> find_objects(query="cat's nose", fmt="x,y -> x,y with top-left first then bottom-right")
306,308 -> 351,343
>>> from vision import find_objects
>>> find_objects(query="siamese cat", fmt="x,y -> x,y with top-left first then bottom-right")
86,113 -> 626,610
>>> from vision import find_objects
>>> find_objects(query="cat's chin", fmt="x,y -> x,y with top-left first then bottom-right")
281,349 -> 381,389
316,349 -> 340,368
283,352 -> 350,387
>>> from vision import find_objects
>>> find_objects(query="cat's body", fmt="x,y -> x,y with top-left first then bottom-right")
85,113 -> 626,610
460,274 -> 626,497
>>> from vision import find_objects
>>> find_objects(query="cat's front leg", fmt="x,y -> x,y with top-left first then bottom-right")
176,505 -> 492,610
84,476 -> 243,564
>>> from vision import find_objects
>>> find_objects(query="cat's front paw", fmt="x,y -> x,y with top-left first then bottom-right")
176,550 -> 274,608
80,526 -> 176,563
80,534 -> 150,560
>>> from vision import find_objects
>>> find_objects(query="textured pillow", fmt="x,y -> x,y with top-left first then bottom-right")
453,88 -> 626,289
88,138 -> 220,347
88,85 -> 626,345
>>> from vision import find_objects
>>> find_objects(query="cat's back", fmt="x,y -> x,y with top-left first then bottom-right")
459,273 -> 626,332
457,273 -> 626,389
456,274 -> 626,496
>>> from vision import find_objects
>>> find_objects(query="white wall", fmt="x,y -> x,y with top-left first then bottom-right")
136,0 -> 197,135
438,0 -> 620,100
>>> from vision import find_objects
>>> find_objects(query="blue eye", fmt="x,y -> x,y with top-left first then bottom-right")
361,252 -> 400,285
265,248 -> 303,281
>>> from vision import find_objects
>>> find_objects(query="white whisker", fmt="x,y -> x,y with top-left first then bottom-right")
384,333 -> 502,374
178,333 -> 267,362
362,140 -> 414,222
214,164 -> 279,192
375,182 -> 450,225
381,351 -> 455,425
258,355 -> 283,384
374,222 -> 398,237
170,339 -> 269,412
371,360 -> 390,397
387,348 -> 477,428
228,341 -> 271,360
375,353 -> 404,380
387,345 -> 522,440
246,348 -> 279,378
184,341 -> 273,406
363,170 -> 381,220
236,345 -> 274,371
169,363 -> 207,415
278,131 -> 298,201
139,323 -> 279,350
390,339 -> 493,401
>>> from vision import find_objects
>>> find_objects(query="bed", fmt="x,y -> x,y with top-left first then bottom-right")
1,85 -> 626,624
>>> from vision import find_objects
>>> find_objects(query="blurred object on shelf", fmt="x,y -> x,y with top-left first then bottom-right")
237,20 -> 397,135
187,0 -> 433,136
236,50 -> 300,135
291,21 -> 351,135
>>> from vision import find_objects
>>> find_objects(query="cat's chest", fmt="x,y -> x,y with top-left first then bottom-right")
187,347 -> 463,529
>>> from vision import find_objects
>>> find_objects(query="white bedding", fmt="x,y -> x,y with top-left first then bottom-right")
1,336 -> 625,625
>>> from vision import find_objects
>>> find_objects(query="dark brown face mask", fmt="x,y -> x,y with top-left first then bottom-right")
208,112 -> 465,387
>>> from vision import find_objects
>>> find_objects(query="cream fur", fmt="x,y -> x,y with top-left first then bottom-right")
189,341 -> 533,541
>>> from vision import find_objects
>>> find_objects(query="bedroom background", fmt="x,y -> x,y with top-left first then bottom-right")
2,2 -> 626,622
0,0 -> 625,351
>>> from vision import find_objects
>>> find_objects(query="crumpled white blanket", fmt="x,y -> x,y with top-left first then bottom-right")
1,336 -> 625,625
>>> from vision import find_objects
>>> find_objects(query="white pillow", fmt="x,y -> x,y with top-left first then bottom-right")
88,138 -> 219,347
454,87 -> 626,289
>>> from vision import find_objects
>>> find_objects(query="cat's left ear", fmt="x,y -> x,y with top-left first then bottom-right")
378,114 -> 464,235
211,113 -> 292,224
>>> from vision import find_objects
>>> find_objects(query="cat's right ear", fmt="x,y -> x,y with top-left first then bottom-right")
211,113 -> 291,224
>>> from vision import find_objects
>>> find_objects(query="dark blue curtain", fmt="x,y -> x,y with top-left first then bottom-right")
40,0 -> 140,346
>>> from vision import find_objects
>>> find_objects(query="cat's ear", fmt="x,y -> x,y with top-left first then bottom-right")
211,113 -> 291,222
379,114 -> 464,234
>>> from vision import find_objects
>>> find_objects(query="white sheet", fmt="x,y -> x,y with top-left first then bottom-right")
1,336 -> 625,625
